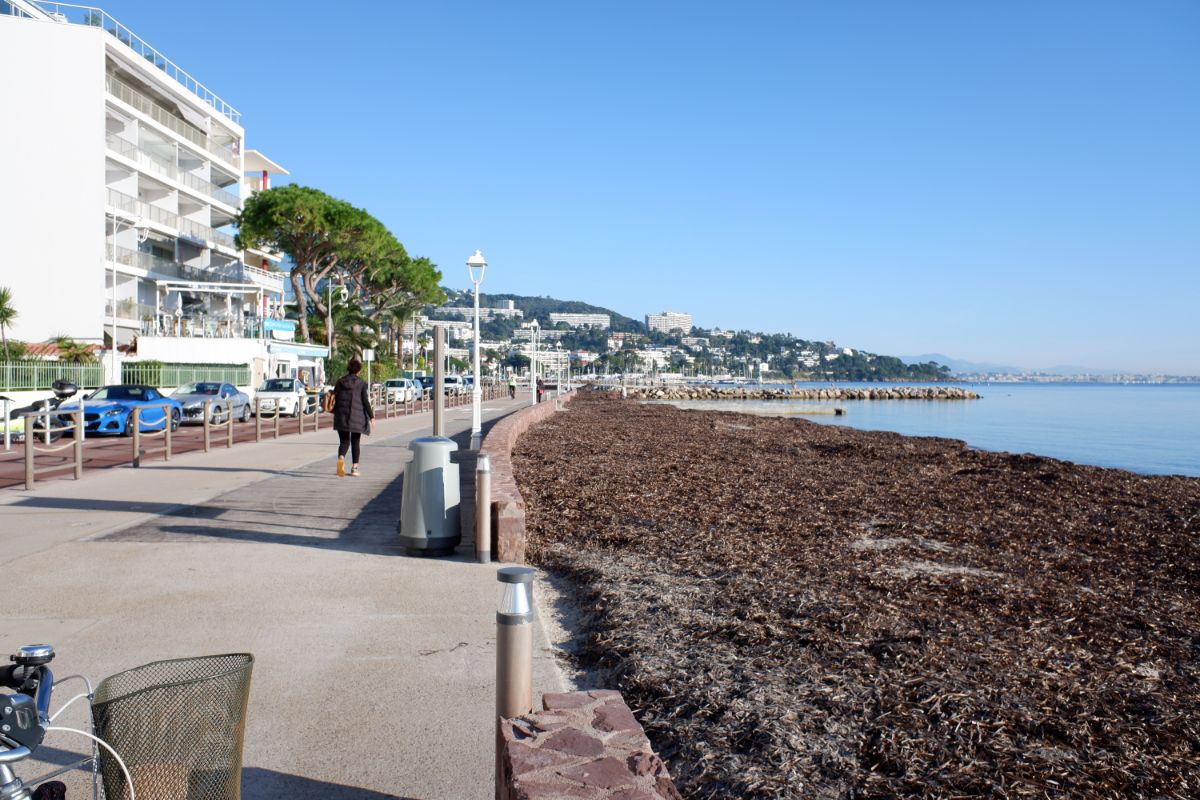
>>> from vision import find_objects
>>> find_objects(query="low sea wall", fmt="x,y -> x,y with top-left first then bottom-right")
479,391 -> 576,563
499,691 -> 682,800
618,385 -> 980,401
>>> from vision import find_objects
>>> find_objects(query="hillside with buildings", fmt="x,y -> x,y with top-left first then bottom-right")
422,290 -> 952,382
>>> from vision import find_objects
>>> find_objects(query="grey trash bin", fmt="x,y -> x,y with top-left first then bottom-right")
399,435 -> 461,556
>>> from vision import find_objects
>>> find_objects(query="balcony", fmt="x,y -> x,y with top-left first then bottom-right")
34,2 -> 240,123
106,134 -> 241,208
241,263 -> 286,293
107,188 -> 238,250
105,73 -> 239,168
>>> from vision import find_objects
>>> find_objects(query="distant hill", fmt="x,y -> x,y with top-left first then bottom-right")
901,353 -> 1025,374
438,289 -> 645,332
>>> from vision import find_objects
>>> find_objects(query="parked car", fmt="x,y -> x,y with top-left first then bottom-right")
417,375 -> 465,396
383,378 -> 418,403
56,385 -> 181,435
1,380 -> 81,442
254,377 -> 312,417
172,382 -> 251,424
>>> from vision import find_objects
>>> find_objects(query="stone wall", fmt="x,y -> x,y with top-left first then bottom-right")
499,691 -> 682,800
479,391 -> 575,563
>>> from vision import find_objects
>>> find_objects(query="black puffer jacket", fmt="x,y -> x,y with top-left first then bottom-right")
332,374 -> 373,434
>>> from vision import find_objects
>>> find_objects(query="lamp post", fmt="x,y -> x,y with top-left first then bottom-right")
528,319 -> 539,406
106,213 -> 147,385
467,250 -> 487,449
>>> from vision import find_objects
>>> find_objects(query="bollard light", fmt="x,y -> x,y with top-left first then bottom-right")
496,566 -> 534,721
475,453 -> 492,564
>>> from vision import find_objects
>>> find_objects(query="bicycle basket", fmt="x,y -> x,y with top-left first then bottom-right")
92,653 -> 253,800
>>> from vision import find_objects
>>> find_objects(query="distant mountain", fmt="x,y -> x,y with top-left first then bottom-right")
900,353 -> 1025,374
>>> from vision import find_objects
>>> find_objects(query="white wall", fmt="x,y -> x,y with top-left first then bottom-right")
0,18 -> 106,344
136,335 -> 267,365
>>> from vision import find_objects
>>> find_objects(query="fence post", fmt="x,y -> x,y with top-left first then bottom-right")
255,398 -> 262,443
2,398 -> 10,452
163,404 -> 172,462
132,407 -> 141,468
298,403 -> 304,435
203,400 -> 211,453
273,404 -> 280,440
228,404 -> 235,448
314,399 -> 320,432
73,410 -> 83,480
24,422 -> 34,490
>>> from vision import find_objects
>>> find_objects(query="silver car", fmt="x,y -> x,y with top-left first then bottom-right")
172,381 -> 251,424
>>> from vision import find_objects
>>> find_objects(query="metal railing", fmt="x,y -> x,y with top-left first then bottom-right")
111,244 -> 181,277
1,362 -> 104,392
106,188 -> 237,248
107,134 -> 240,208
240,264 -> 285,291
104,73 -> 239,166
104,298 -> 157,321
35,3 -> 242,123
122,362 -> 250,387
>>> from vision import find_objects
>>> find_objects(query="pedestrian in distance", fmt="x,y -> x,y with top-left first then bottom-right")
536,377 -> 545,404
507,374 -> 517,399
332,358 -> 373,477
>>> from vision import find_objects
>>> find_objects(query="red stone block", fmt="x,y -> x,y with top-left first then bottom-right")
559,756 -> 635,790
543,692 -> 597,711
543,728 -> 605,758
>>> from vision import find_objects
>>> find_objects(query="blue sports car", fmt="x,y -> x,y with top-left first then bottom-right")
57,385 -> 183,435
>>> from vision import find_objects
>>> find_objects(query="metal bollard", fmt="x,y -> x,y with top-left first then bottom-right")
203,400 -> 212,452
476,454 -> 492,564
496,565 -> 534,796
163,405 -> 172,461
255,398 -> 262,443
131,407 -> 141,467
73,410 -> 83,480
24,424 -> 34,490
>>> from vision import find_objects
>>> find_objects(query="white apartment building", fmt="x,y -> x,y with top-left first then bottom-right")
646,311 -> 693,334
0,2 -> 316,387
548,312 -> 610,329
431,301 -> 524,322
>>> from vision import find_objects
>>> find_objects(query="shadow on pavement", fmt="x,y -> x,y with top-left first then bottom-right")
242,768 -> 420,799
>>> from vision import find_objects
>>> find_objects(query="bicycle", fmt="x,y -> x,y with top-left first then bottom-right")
1,644 -> 136,800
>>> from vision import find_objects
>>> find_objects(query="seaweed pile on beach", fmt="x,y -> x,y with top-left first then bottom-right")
512,391 -> 1200,799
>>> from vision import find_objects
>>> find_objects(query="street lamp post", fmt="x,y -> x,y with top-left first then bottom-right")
467,249 -> 487,449
326,279 -> 347,355
107,213 -> 147,385
529,319 -> 539,407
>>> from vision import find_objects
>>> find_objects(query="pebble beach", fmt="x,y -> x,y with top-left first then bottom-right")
513,391 -> 1199,799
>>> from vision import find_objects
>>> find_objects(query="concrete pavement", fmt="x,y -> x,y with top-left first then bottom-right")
0,396 -> 569,799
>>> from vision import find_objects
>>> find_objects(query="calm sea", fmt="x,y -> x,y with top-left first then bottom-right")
667,382 -> 1200,478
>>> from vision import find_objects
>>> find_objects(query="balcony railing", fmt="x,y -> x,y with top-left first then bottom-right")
241,264 -> 286,291
104,298 -> 157,321
110,244 -> 180,278
106,134 -> 238,209
33,2 -> 241,123
105,73 -> 239,168
106,187 -> 240,251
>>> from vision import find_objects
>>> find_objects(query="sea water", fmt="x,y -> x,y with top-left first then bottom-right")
664,382 -> 1200,478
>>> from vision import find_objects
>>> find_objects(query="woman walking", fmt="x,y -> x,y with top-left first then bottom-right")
333,358 -> 373,477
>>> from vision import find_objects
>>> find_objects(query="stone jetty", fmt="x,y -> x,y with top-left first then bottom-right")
615,385 -> 980,401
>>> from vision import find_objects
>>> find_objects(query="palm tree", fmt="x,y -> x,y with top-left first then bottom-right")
53,336 -> 95,364
0,287 -> 16,361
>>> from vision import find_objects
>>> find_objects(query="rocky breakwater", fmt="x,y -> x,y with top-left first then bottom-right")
621,385 -> 980,401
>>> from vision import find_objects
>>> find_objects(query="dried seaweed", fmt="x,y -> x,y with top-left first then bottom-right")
513,392 -> 1200,799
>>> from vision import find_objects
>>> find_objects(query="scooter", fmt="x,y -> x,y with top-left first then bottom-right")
20,380 -> 80,443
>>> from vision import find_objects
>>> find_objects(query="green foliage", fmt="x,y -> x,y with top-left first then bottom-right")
53,335 -> 95,364
0,286 -> 16,361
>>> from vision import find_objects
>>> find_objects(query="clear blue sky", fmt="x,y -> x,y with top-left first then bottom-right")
105,1 -> 1198,373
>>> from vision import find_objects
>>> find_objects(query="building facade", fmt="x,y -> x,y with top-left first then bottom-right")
645,311 -> 693,334
548,312 -> 610,329
0,2 -> 318,388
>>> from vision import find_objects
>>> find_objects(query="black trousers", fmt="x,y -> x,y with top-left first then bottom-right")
337,430 -> 362,463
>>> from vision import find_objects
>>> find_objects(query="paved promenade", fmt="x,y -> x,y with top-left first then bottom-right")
0,396 -> 567,799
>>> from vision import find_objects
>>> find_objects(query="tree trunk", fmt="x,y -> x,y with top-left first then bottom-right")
290,271 -> 310,343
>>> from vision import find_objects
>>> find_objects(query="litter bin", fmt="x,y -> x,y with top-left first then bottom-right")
399,435 -> 461,556
92,653 -> 253,800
